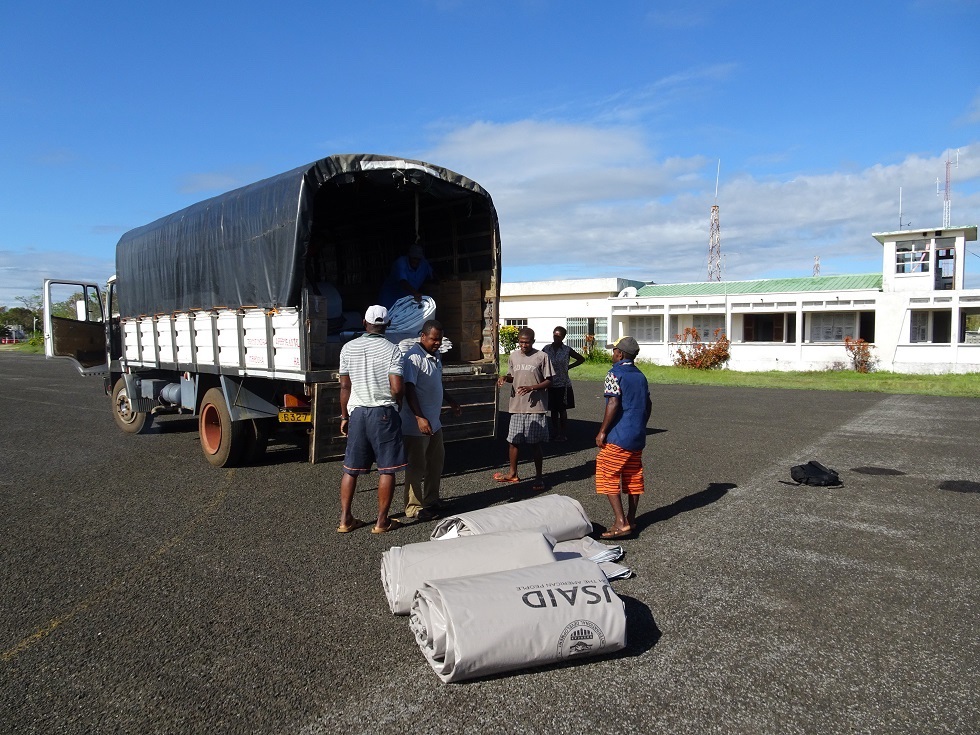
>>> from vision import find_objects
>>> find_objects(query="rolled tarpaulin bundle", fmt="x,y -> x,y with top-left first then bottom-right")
409,558 -> 627,683
430,494 -> 593,542
381,530 -> 557,615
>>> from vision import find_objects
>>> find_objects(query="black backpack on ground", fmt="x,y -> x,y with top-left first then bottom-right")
790,460 -> 842,487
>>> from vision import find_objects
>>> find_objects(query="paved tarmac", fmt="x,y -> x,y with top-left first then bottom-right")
1,352 -> 978,734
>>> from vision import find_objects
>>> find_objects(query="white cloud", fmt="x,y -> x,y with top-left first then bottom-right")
424,123 -> 980,285
0,250 -> 115,308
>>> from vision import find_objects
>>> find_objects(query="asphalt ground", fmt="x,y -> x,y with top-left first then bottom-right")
1,352 -> 978,734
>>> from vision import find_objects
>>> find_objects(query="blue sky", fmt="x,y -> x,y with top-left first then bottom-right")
2,0 -> 979,308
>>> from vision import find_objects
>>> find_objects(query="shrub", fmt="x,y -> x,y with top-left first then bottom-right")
844,336 -> 877,373
583,334 -> 611,364
498,324 -> 519,353
673,327 -> 731,370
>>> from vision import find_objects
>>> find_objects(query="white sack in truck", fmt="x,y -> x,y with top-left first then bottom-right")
387,294 -> 436,336
430,494 -> 593,543
409,558 -> 627,683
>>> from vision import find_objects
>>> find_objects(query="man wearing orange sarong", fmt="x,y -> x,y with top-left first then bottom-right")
595,336 -> 652,539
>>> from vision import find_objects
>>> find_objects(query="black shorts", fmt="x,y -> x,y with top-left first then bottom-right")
548,386 -> 575,412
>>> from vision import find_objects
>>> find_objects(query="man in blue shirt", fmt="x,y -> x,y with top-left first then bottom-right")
595,336 -> 652,539
379,243 -> 436,309
400,320 -> 462,521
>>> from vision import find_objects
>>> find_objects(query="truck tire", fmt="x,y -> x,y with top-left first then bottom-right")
111,377 -> 153,434
199,387 -> 247,467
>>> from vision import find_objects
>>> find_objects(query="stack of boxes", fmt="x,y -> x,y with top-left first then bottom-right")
429,280 -> 484,362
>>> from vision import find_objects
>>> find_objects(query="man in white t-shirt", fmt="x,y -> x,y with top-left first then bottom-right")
337,305 -> 406,534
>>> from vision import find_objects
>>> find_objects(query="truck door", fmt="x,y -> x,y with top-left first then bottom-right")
43,279 -> 109,376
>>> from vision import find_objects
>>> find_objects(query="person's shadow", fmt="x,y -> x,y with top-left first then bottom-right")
593,482 -> 735,537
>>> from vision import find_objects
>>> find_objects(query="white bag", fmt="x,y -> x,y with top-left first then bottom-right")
381,531 -> 556,615
409,558 -> 627,683
430,494 -> 593,543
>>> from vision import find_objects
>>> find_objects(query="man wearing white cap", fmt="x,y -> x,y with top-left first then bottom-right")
337,305 -> 407,534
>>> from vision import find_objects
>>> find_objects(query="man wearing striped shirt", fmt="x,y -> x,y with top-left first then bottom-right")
337,305 -> 407,535
595,336 -> 652,539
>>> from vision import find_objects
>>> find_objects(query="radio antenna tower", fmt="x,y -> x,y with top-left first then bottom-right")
938,149 -> 959,229
813,255 -> 820,277
707,160 -> 722,281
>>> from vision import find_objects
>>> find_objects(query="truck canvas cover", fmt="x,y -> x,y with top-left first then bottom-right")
115,154 -> 494,317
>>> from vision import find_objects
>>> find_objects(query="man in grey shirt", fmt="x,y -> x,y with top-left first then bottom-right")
400,320 -> 461,521
338,305 -> 406,534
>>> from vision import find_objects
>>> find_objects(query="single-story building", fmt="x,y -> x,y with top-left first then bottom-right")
500,224 -> 980,374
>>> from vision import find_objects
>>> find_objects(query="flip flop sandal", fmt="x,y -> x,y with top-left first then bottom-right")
372,518 -> 404,534
337,518 -> 368,533
492,472 -> 520,484
600,526 -> 634,540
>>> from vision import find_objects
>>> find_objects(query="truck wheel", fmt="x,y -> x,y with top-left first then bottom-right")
199,388 -> 246,467
111,378 -> 153,434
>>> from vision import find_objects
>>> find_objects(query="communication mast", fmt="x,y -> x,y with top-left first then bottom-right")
938,149 -> 959,229
707,160 -> 722,281
813,255 -> 820,277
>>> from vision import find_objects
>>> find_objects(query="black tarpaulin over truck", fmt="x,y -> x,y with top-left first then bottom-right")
115,154 -> 494,317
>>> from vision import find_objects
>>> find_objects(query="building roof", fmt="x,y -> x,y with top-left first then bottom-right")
634,274 -> 883,297
871,225 -> 977,244
502,277 -> 644,296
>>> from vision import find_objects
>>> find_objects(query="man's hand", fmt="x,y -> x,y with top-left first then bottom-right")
416,416 -> 433,435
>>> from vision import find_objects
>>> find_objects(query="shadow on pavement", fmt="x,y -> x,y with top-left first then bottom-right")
631,482 -> 734,534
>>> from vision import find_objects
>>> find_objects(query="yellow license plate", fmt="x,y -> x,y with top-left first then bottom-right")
279,409 -> 312,423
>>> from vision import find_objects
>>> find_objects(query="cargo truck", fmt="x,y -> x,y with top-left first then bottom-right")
44,154 -> 500,466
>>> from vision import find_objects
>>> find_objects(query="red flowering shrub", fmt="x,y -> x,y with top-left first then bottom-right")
673,328 -> 731,370
844,336 -> 877,373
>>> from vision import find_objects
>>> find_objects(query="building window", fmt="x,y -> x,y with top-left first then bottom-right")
566,317 -> 607,351
896,240 -> 930,274
630,315 -> 662,343
743,313 -> 787,342
911,310 -> 952,343
808,312 -> 857,342
505,318 -> 527,329
669,314 -> 726,341
910,311 -> 929,343
936,239 -> 955,290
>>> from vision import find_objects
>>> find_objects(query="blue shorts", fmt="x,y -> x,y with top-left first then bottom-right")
343,405 -> 407,475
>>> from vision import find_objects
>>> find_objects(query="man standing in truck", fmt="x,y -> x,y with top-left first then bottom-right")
379,243 -> 436,308
337,305 -> 407,534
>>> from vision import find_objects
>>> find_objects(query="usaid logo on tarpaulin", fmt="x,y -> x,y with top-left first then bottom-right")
557,620 -> 606,660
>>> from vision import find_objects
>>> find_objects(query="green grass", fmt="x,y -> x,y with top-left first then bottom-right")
14,336 -> 977,397
566,361 -> 980,398
9,338 -> 43,354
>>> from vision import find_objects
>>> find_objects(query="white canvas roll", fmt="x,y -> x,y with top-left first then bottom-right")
430,494 -> 593,542
381,531 -> 557,615
409,558 -> 627,683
